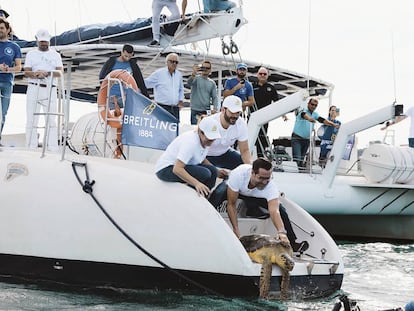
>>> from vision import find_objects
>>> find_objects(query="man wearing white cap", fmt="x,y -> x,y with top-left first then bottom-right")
24,29 -> 63,151
205,95 -> 251,172
223,62 -> 255,111
155,116 -> 221,197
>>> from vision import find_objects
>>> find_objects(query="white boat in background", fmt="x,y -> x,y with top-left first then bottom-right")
248,90 -> 414,241
0,8 -> 343,299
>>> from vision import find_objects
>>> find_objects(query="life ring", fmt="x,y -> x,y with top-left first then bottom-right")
97,69 -> 138,128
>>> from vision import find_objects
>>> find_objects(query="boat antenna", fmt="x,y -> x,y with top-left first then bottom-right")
306,0 -> 314,175
306,0 -> 312,92
391,31 -> 398,104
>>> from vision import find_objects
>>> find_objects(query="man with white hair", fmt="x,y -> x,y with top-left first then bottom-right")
145,52 -> 184,122
204,95 -> 251,172
24,29 -> 63,151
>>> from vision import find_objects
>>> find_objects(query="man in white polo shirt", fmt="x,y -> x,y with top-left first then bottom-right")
205,95 -> 251,171
155,116 -> 221,197
24,29 -> 63,151
209,158 -> 309,252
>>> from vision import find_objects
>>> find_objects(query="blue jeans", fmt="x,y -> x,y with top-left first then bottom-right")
405,301 -> 414,311
0,81 -> 12,137
207,149 -> 243,170
203,0 -> 236,12
156,163 -> 217,189
190,109 -> 208,125
291,135 -> 310,168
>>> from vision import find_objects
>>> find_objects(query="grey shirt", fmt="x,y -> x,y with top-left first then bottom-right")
187,75 -> 218,112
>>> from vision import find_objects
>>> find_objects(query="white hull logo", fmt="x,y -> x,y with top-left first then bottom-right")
5,163 -> 28,181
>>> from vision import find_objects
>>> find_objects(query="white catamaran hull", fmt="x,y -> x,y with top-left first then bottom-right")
0,148 -> 343,298
273,172 -> 414,241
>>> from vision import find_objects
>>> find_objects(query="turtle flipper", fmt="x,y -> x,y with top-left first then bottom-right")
259,261 -> 272,299
240,234 -> 295,299
280,270 -> 290,300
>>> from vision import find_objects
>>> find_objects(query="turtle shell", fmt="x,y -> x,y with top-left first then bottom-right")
240,234 -> 280,252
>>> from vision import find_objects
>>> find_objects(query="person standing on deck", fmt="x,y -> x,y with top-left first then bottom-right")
223,63 -> 255,113
0,18 -> 21,146
291,98 -> 339,169
144,53 -> 184,122
250,66 -> 284,158
318,105 -> 341,168
181,0 -> 236,16
24,29 -> 63,151
99,44 -> 149,109
149,0 -> 181,47
187,60 -> 218,125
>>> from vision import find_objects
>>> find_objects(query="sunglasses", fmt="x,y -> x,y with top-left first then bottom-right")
258,72 -> 267,76
168,60 -> 179,64
255,173 -> 273,181
310,103 -> 318,107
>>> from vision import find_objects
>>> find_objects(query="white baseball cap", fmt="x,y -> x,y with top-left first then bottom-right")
36,29 -> 51,42
222,95 -> 243,113
199,117 -> 221,140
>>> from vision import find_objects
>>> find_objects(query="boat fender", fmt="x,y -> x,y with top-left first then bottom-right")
97,69 -> 138,129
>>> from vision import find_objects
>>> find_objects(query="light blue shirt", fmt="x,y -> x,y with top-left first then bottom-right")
145,67 -> 184,106
292,108 -> 320,139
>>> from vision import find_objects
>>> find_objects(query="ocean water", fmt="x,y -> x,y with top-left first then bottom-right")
0,241 -> 412,311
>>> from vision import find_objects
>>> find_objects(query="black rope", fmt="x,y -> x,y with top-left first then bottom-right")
65,136 -> 80,155
71,161 -> 223,297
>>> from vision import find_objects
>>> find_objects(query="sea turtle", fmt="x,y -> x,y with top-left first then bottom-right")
240,234 -> 294,299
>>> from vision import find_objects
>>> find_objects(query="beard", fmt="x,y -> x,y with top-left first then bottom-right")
256,183 -> 267,190
223,111 -> 238,125
38,44 -> 49,52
